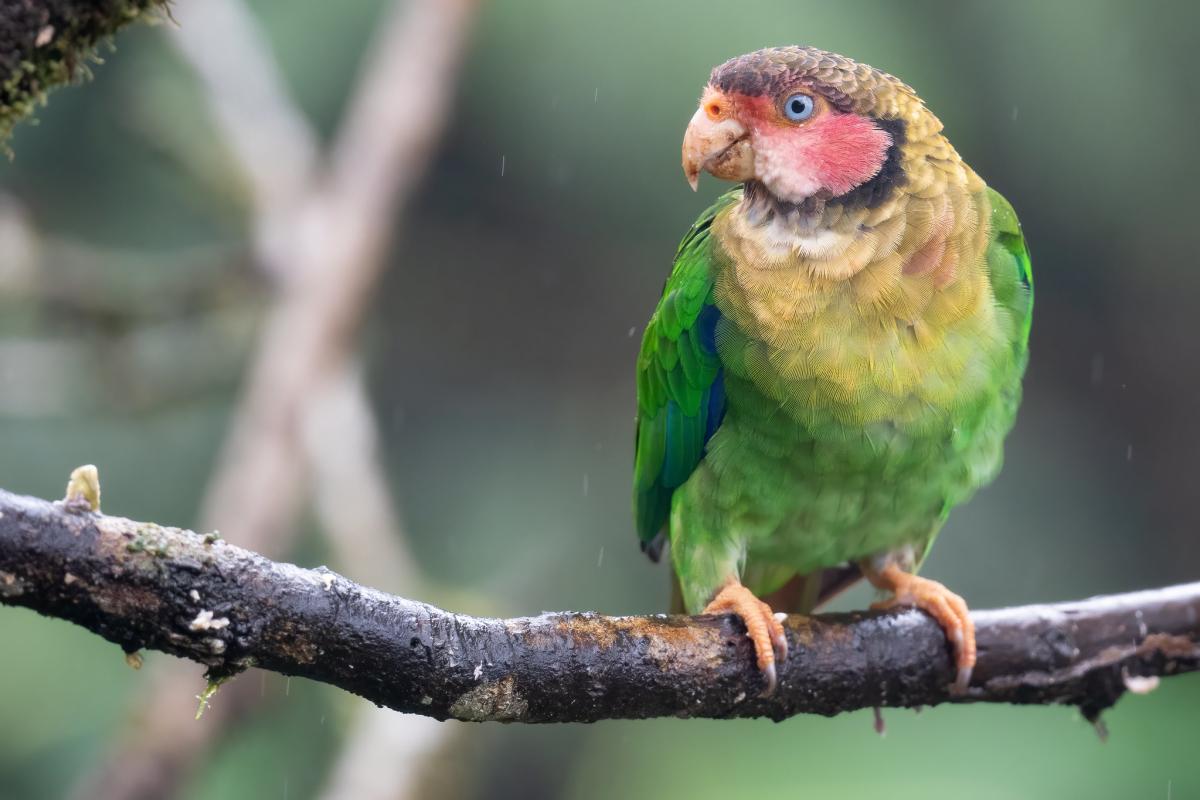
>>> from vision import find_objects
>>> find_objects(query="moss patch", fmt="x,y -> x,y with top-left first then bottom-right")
0,0 -> 168,142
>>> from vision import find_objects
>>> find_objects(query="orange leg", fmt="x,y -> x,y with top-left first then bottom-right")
863,562 -> 975,693
704,578 -> 789,695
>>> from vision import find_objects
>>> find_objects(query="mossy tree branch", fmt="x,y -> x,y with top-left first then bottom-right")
0,0 -> 167,140
1,486 -> 1197,724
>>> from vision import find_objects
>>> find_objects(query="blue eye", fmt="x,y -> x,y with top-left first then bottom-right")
783,93 -> 815,121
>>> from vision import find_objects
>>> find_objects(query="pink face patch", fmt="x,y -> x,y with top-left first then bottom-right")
801,112 -> 892,195
732,93 -> 893,202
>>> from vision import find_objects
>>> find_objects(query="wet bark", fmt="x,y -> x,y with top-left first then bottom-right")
1,488 -> 1196,723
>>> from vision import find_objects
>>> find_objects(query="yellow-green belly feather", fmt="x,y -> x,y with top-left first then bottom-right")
664,184 -> 1031,612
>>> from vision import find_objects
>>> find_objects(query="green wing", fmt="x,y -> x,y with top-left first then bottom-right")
633,190 -> 739,561
916,186 -> 1035,576
985,186 -> 1034,350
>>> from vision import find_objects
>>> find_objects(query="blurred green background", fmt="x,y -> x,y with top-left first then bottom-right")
2,0 -> 1198,798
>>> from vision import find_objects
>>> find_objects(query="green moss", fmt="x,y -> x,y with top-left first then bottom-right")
194,673 -> 227,720
0,0 -> 169,142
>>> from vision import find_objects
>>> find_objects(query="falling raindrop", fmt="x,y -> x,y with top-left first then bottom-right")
597,546 -> 605,568
594,87 -> 599,103
500,155 -> 506,177
582,473 -> 590,496
627,326 -> 636,338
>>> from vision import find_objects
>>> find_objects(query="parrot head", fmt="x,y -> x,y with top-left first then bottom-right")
683,46 -> 936,208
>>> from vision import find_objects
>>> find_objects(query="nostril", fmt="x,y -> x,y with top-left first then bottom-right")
706,102 -> 722,120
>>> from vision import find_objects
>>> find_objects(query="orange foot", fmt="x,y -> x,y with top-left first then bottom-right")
865,563 -> 975,693
704,579 -> 788,695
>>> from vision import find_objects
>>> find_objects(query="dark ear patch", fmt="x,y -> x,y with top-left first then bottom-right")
833,117 -> 907,209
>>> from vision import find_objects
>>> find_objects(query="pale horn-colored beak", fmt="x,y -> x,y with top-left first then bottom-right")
682,90 -> 752,191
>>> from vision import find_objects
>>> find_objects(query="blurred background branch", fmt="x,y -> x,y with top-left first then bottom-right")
28,1 -> 480,798
2,486 -> 1198,724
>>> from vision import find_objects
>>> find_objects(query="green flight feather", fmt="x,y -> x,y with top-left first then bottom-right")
985,186 -> 1034,346
633,190 -> 739,558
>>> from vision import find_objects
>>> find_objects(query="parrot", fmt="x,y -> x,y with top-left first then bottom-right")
633,46 -> 1032,695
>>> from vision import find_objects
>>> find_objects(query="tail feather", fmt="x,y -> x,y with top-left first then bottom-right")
763,565 -> 864,614
671,565 -> 864,616
669,572 -> 687,615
